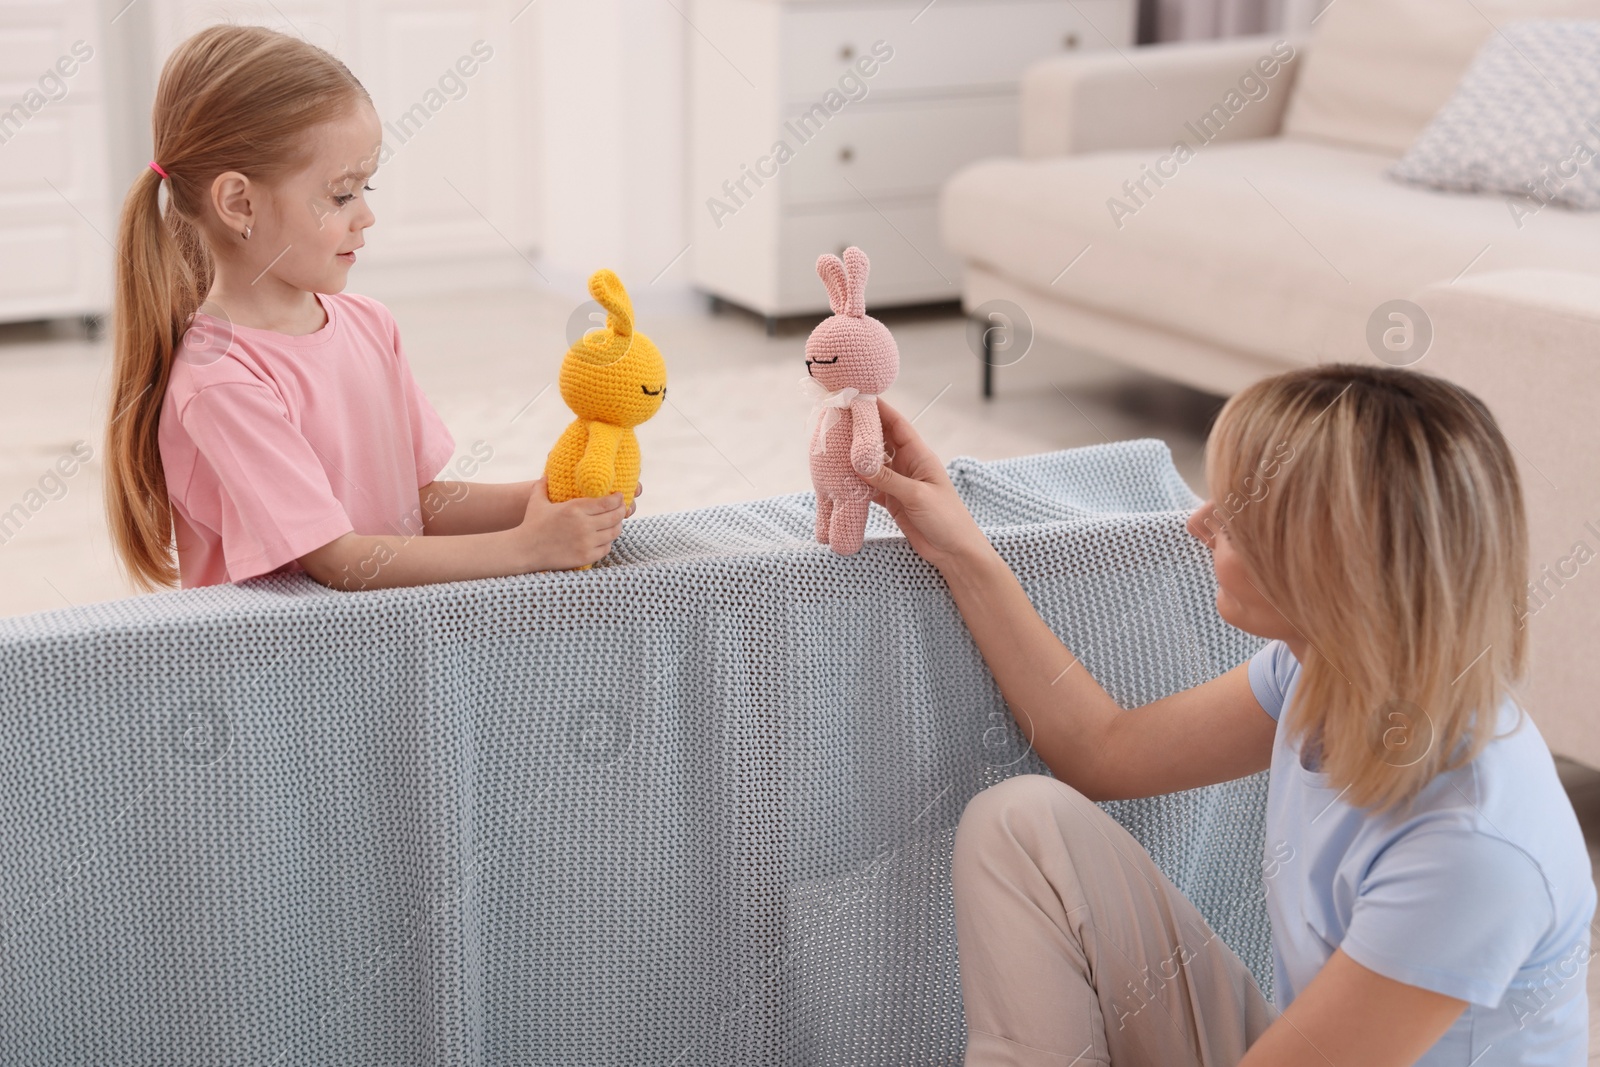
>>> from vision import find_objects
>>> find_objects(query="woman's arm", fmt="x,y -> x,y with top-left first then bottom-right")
936,542 -> 1126,791
1240,950 -> 1467,1067
865,398 -> 1274,799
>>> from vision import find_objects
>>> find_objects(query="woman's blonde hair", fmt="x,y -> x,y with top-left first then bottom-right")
105,24 -> 369,590
1204,362 -> 1528,814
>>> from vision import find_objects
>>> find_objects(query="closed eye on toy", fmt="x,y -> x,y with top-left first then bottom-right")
808,356 -> 840,365
641,384 -> 665,396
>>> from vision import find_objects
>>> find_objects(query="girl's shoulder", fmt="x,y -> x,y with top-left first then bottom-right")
330,292 -> 415,373
167,318 -> 269,399
323,291 -> 406,362
327,290 -> 396,331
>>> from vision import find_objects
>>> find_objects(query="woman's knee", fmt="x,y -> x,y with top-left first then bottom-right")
962,773 -> 1090,824
955,774 -> 1092,863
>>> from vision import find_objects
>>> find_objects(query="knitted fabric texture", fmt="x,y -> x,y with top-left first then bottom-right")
0,441 -> 1273,1066
804,246 -> 899,555
544,268 -> 665,512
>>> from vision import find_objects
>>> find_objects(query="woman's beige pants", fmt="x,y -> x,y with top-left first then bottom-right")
953,774 -> 1276,1066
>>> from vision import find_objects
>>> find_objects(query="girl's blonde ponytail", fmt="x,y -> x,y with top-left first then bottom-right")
104,164 -> 208,590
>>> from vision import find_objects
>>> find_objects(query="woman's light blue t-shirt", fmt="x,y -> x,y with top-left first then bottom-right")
1248,640 -> 1595,1066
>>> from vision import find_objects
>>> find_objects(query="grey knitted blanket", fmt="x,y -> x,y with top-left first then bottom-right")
0,440 -> 1270,1066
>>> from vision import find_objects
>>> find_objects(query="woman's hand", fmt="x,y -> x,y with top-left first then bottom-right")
863,398 -> 993,571
517,477 -> 626,570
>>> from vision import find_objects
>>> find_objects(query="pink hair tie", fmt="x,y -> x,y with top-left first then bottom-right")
149,161 -> 169,179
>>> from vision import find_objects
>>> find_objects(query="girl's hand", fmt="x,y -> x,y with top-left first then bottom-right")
627,482 -> 642,518
863,399 -> 992,571
518,477 -> 626,570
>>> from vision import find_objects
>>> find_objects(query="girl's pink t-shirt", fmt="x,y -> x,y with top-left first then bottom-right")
157,291 -> 456,588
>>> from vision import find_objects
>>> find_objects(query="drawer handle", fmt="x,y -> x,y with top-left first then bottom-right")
839,146 -> 854,163
1063,32 -> 1080,49
839,43 -> 855,61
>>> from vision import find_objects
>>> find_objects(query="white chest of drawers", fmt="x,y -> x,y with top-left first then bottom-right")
688,0 -> 1135,327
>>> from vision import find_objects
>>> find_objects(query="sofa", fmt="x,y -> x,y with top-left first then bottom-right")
940,0 -> 1600,770
0,443 -> 1275,1067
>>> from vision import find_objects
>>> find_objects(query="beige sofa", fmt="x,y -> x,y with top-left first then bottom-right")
939,0 -> 1600,768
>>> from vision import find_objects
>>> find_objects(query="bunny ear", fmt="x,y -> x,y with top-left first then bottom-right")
589,269 -> 634,337
841,246 -> 869,317
815,254 -> 849,316
838,246 -> 876,316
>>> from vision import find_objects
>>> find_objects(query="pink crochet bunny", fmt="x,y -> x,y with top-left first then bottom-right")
800,245 -> 900,555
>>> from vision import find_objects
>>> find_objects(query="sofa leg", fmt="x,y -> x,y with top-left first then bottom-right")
982,327 -> 994,399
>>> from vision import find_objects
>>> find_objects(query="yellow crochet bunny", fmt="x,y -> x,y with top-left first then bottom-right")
544,269 -> 666,515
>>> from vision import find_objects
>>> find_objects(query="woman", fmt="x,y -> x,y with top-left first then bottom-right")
864,363 -> 1594,1066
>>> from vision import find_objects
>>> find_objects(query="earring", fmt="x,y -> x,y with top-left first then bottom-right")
242,225 -> 251,240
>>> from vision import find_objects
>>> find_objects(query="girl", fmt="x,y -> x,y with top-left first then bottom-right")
865,363 -> 1594,1066
104,25 -> 633,593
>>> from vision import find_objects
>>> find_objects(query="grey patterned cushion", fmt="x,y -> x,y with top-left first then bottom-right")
1389,19 -> 1600,212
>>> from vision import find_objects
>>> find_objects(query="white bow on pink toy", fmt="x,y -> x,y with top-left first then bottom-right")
798,374 -> 873,455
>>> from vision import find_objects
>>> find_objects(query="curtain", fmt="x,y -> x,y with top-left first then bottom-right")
1147,0 -> 1322,42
